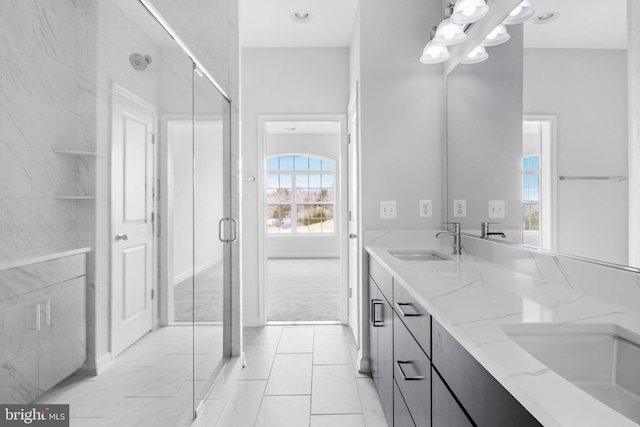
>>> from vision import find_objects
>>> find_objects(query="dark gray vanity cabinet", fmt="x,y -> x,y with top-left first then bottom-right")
432,368 -> 473,427
394,380 -> 416,427
367,254 -> 544,427
432,321 -> 543,427
368,260 -> 394,427
393,311 -> 431,427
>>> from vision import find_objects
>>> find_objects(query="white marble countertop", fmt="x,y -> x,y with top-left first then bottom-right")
0,247 -> 91,272
365,231 -> 640,427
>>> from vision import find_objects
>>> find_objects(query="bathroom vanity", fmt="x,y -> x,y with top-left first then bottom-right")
0,248 -> 89,404
366,230 -> 640,427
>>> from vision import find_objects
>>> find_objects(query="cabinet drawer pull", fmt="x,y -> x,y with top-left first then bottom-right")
45,301 -> 51,326
35,304 -> 41,331
395,302 -> 421,317
396,360 -> 424,381
370,299 -> 384,327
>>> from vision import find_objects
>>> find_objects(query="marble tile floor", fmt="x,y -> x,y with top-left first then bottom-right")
36,325 -> 225,427
195,325 -> 388,427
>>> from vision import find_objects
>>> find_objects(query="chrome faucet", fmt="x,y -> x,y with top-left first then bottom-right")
480,222 -> 506,239
436,222 -> 462,255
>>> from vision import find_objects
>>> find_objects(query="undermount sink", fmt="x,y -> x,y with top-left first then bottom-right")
387,250 -> 450,261
501,323 -> 640,424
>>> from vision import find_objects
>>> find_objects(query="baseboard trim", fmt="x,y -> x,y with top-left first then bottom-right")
95,352 -> 114,375
358,355 -> 371,375
173,257 -> 222,285
243,316 -> 263,327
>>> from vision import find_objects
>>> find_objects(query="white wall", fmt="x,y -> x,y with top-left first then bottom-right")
630,4 -> 640,268
359,0 -> 445,232
446,26 -> 524,239
171,122 -> 224,284
523,48 -> 628,265
241,47 -> 350,325
266,133 -> 341,258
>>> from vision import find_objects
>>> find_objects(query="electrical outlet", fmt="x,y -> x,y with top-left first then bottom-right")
488,200 -> 505,218
419,200 -> 432,218
380,201 -> 397,219
453,199 -> 466,218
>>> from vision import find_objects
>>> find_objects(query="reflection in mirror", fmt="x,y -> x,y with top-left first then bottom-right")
447,0 -> 639,268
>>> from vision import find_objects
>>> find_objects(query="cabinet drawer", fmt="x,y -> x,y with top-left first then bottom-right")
368,256 -> 393,302
394,313 -> 431,427
432,321 -> 542,427
394,282 -> 431,358
432,368 -> 473,427
394,380 -> 416,427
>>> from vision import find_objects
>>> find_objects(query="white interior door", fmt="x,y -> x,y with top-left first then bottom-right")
112,86 -> 156,356
348,86 -> 360,346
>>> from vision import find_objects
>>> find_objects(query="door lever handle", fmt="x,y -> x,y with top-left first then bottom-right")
349,233 -> 357,239
115,234 -> 128,242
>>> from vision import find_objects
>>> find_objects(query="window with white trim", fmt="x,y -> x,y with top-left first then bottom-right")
522,155 -> 540,232
266,155 -> 336,234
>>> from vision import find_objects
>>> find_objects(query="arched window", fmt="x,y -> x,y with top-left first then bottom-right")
266,155 -> 336,234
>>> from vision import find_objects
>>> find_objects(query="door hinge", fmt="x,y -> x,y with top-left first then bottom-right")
347,133 -> 351,144
349,288 -> 353,298
348,211 -> 352,221
151,289 -> 155,300
152,133 -> 157,144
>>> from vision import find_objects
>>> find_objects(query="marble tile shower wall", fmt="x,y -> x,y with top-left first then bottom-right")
0,0 -> 82,258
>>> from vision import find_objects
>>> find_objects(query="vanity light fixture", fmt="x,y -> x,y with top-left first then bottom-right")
432,18 -> 467,46
462,45 -> 488,64
290,10 -> 313,23
480,24 -> 510,46
502,0 -> 535,25
420,42 -> 450,64
450,0 -> 489,25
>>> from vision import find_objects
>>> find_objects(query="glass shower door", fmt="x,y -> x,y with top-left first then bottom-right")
192,65 -> 233,414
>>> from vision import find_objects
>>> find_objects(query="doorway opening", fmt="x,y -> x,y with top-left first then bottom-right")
259,117 -> 348,324
522,116 -> 557,251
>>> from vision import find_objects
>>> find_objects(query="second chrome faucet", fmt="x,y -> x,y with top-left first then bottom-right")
480,222 -> 507,239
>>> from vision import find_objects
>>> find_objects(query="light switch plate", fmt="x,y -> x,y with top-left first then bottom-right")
453,199 -> 466,218
380,201 -> 397,219
489,200 -> 505,218
419,200 -> 432,218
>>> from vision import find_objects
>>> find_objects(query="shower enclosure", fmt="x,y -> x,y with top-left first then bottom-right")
0,0 -> 238,425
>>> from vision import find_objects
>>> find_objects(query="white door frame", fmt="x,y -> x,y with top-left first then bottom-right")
257,114 -> 349,325
524,115 -> 558,251
110,84 -> 158,357
347,83 -> 365,369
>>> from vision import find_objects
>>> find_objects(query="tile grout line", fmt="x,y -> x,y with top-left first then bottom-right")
251,327 -> 282,427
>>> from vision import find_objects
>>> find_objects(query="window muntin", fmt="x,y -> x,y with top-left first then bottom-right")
267,155 -> 336,235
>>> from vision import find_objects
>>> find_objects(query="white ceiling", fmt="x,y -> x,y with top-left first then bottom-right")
524,0 -> 627,49
240,0 -> 358,47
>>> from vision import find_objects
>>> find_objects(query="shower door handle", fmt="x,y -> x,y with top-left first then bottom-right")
229,218 -> 239,243
218,218 -> 238,243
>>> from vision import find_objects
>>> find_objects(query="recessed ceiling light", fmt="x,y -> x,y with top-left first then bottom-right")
291,10 -> 313,23
533,11 -> 559,24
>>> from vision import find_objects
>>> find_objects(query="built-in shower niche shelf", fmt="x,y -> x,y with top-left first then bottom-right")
55,196 -> 96,200
53,148 -> 105,157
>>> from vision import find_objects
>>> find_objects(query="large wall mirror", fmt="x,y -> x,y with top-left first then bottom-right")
446,0 -> 639,269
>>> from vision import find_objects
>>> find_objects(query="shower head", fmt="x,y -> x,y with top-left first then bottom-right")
129,53 -> 152,71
